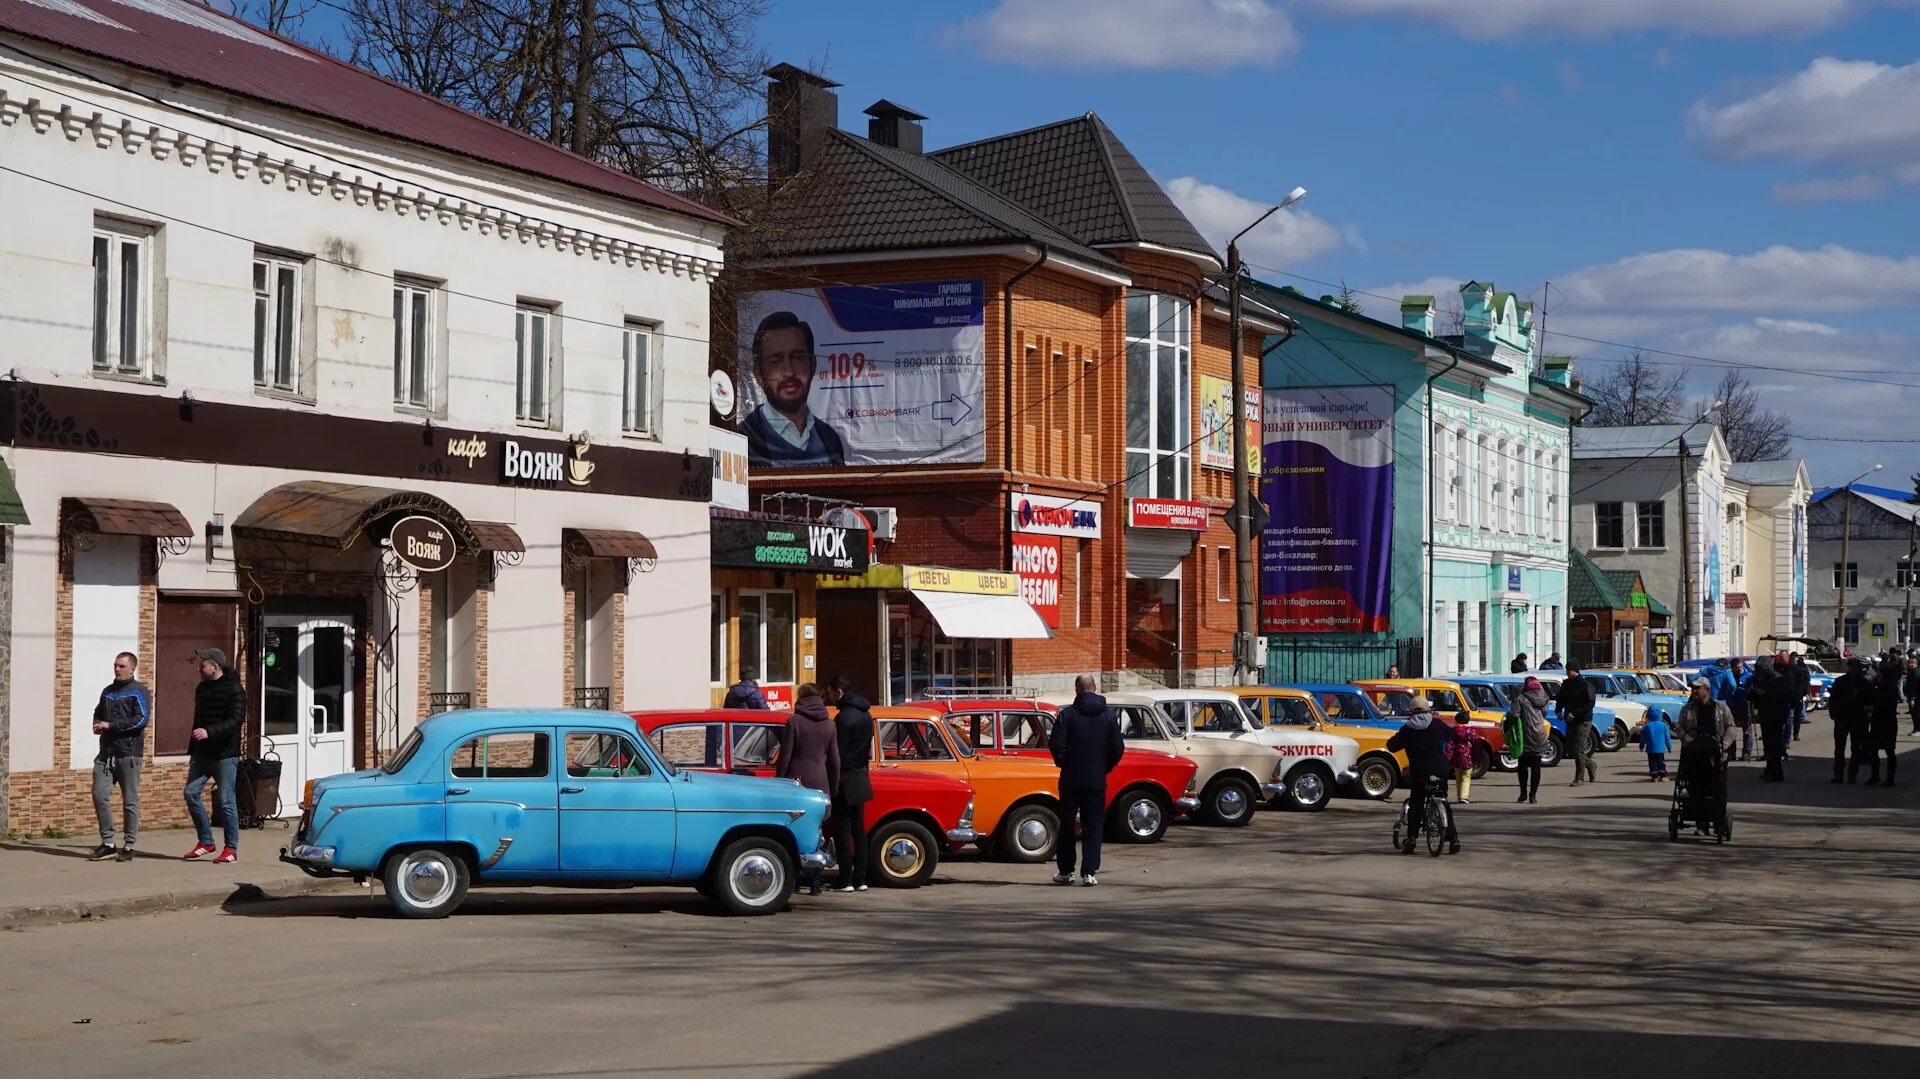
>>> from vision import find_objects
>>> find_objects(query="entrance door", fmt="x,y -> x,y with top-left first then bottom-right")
261,616 -> 355,815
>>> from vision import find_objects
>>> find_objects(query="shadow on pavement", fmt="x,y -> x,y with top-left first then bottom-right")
799,1004 -> 1920,1078
221,888 -> 730,920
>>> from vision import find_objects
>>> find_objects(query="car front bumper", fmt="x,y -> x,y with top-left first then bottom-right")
1337,769 -> 1359,785
1175,796 -> 1200,814
1260,782 -> 1284,799
945,826 -> 980,843
798,848 -> 833,871
279,843 -> 346,878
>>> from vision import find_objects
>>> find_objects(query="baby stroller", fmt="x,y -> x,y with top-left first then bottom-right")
1669,736 -> 1732,843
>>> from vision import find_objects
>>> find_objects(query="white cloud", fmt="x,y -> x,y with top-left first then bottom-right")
1298,0 -> 1862,38
1689,57 -> 1920,177
949,0 -> 1297,71
1552,245 -> 1920,316
1772,175 -> 1889,203
1163,176 -> 1351,268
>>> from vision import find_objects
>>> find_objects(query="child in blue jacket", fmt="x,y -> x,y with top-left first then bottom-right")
1639,713 -> 1674,781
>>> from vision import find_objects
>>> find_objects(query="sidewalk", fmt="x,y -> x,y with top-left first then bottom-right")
0,825 -> 362,930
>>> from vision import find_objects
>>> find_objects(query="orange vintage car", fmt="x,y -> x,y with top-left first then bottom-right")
869,705 -> 1072,864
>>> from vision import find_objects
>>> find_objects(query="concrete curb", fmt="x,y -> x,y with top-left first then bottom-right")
0,876 -> 365,931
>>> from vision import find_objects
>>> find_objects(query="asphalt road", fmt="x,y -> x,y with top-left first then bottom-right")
5,735 -> 1918,1078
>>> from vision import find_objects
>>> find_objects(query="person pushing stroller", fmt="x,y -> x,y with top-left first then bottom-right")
1673,677 -> 1737,841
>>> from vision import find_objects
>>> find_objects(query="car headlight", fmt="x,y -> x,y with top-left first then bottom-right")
1183,774 -> 1198,796
959,798 -> 975,829
1272,759 -> 1288,782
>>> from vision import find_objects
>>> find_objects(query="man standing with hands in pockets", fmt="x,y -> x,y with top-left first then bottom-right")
183,648 -> 246,863
88,651 -> 150,862
1049,674 -> 1124,887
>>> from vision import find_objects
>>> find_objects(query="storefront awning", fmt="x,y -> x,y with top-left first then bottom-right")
564,527 -> 657,560
912,589 -> 1053,640
0,460 -> 29,525
234,481 -> 480,549
62,496 -> 191,538
467,521 -> 526,554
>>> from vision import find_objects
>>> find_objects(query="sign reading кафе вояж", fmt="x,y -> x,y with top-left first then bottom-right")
711,517 -> 870,574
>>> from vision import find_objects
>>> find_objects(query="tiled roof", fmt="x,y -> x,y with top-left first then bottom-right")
930,114 -> 1219,264
1569,549 -> 1629,610
737,130 -> 1120,269
0,0 -> 729,224
62,496 -> 191,538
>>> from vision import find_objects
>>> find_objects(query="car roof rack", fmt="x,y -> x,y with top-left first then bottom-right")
919,686 -> 1041,700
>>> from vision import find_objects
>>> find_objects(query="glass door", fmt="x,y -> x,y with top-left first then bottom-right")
261,616 -> 355,816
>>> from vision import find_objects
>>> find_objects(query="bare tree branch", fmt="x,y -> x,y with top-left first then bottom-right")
224,0 -> 320,37
1699,369 -> 1792,462
1583,350 -> 1688,427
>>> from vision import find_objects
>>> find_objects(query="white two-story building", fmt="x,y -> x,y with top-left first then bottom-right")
0,0 -> 726,834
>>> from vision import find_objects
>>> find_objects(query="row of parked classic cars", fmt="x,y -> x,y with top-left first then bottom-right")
280,665 -> 1794,919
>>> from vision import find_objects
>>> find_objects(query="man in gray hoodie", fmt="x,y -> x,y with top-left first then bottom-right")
89,651 -> 150,862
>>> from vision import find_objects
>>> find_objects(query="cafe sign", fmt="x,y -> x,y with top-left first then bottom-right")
388,514 -> 457,573
711,517 -> 870,573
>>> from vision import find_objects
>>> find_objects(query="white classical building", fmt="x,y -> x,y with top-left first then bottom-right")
0,0 -> 726,833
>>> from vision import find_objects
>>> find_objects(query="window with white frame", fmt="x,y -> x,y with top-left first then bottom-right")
1432,421 -> 1451,522
1124,292 -> 1191,500
91,219 -> 154,377
1530,448 -> 1544,536
1636,501 -> 1667,548
515,304 -> 554,425
393,279 -> 437,410
252,252 -> 303,393
1547,453 -> 1561,541
1498,441 -> 1514,531
1454,428 -> 1469,526
1477,435 -> 1492,529
622,320 -> 660,436
738,590 -> 796,685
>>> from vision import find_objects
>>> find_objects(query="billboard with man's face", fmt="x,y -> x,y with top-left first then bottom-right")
736,281 -> 986,467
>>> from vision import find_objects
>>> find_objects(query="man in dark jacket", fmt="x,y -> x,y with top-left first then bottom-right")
183,648 -> 246,862
89,651 -> 150,862
1905,656 -> 1920,734
722,667 -> 771,710
1865,657 -> 1901,787
827,676 -> 875,891
1387,697 -> 1458,853
1510,653 -> 1530,674
1048,674 -> 1124,886
1786,654 -> 1812,747
1829,656 -> 1873,784
1556,666 -> 1598,785
1748,653 -> 1793,782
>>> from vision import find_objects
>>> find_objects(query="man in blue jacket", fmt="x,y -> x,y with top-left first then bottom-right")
89,651 -> 150,862
1048,674 -> 1124,887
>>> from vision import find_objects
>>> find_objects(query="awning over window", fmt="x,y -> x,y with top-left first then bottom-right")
234,480 -> 479,550
564,527 -> 657,560
62,496 -> 191,538
911,588 -> 1052,640
0,460 -> 28,525
467,521 -> 526,554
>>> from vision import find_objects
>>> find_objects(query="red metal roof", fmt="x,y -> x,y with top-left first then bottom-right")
0,0 -> 730,225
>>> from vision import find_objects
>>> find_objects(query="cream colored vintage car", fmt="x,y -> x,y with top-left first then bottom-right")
1045,688 -> 1358,821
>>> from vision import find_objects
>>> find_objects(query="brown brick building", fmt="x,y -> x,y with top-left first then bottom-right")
712,67 -> 1288,701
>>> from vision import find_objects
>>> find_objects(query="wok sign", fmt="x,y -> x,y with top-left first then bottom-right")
388,515 -> 456,573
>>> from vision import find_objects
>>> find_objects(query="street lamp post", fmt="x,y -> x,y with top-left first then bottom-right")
1227,186 -> 1306,685
1835,463 -> 1883,655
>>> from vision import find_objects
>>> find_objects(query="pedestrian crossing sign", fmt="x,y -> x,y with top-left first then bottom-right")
1871,621 -> 1887,639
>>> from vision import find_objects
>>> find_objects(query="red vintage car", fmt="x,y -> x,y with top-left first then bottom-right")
908,696 -> 1201,844
630,709 -> 976,889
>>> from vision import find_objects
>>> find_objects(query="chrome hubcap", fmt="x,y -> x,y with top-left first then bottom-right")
730,853 -> 782,904
1294,773 -> 1325,804
1217,787 -> 1247,818
1126,798 -> 1163,837
1362,766 -> 1392,797
1016,817 -> 1051,852
882,837 -> 924,877
400,853 -> 455,909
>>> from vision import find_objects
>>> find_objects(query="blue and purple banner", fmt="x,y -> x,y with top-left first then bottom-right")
1260,386 -> 1396,634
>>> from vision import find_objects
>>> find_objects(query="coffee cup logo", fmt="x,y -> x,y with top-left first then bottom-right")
567,442 -> 595,487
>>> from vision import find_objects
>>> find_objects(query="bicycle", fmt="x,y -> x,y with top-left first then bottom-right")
1391,775 -> 1453,857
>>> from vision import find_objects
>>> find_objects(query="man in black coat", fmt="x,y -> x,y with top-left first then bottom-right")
1905,656 -> 1920,735
1387,697 -> 1459,854
183,648 -> 246,862
1829,657 -> 1873,784
1748,654 -> 1793,782
827,675 -> 875,891
1865,657 -> 1901,787
1048,674 -> 1124,886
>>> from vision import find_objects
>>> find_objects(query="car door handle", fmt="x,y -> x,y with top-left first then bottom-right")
560,786 -> 585,794
447,787 -> 471,796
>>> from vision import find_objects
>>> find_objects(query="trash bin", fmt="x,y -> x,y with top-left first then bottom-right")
236,755 -> 284,828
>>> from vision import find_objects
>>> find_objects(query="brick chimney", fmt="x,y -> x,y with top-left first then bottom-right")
765,63 -> 840,188
864,99 -> 926,153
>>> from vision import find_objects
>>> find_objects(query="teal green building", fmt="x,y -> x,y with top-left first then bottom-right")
1253,281 -> 1589,681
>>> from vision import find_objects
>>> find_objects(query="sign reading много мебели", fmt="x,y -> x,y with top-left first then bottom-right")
1011,534 -> 1062,628
711,517 -> 870,574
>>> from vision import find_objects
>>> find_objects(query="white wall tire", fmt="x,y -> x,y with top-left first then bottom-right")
383,847 -> 470,919
710,837 -> 795,916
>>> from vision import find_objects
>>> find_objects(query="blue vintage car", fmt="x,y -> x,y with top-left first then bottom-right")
1461,675 -> 1622,768
281,709 -> 831,918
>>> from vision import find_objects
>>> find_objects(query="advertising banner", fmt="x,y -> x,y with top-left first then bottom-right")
1199,376 -> 1262,475
1011,535 -> 1063,628
709,427 -> 749,511
1792,503 -> 1807,633
1700,468 -> 1723,637
1128,498 -> 1208,531
736,280 -> 986,468
1259,386 -> 1395,634
711,517 -> 869,574
1009,492 -> 1102,538
1649,630 -> 1676,668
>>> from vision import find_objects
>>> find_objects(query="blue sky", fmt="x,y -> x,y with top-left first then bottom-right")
301,0 -> 1920,484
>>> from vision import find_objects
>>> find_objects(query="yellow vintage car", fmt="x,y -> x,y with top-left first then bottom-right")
1230,686 -> 1409,800
1351,678 -> 1506,776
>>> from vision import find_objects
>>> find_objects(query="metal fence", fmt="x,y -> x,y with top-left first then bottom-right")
1263,638 -> 1425,684
426,691 -> 472,715
573,686 -> 611,710
1571,640 -> 1612,670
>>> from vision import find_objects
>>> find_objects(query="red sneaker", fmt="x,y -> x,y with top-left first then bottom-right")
183,843 -> 216,861
214,848 -> 237,865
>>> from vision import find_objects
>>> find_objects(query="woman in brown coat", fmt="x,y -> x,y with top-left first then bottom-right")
777,683 -> 841,895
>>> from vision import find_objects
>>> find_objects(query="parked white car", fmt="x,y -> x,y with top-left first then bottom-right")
1124,687 -> 1359,816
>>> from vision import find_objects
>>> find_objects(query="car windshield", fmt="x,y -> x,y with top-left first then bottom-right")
1114,705 -> 1171,740
1190,700 -> 1253,732
1614,673 -> 1648,693
1266,696 -> 1320,727
879,719 -> 971,760
382,729 -> 424,775
1376,691 -> 1415,717
1318,690 -> 1373,722
1461,683 -> 1508,710
1425,688 -> 1465,712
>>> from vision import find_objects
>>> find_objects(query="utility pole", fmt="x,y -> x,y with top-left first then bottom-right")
1679,435 -> 1695,661
1834,465 -> 1882,654
1227,187 -> 1306,686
